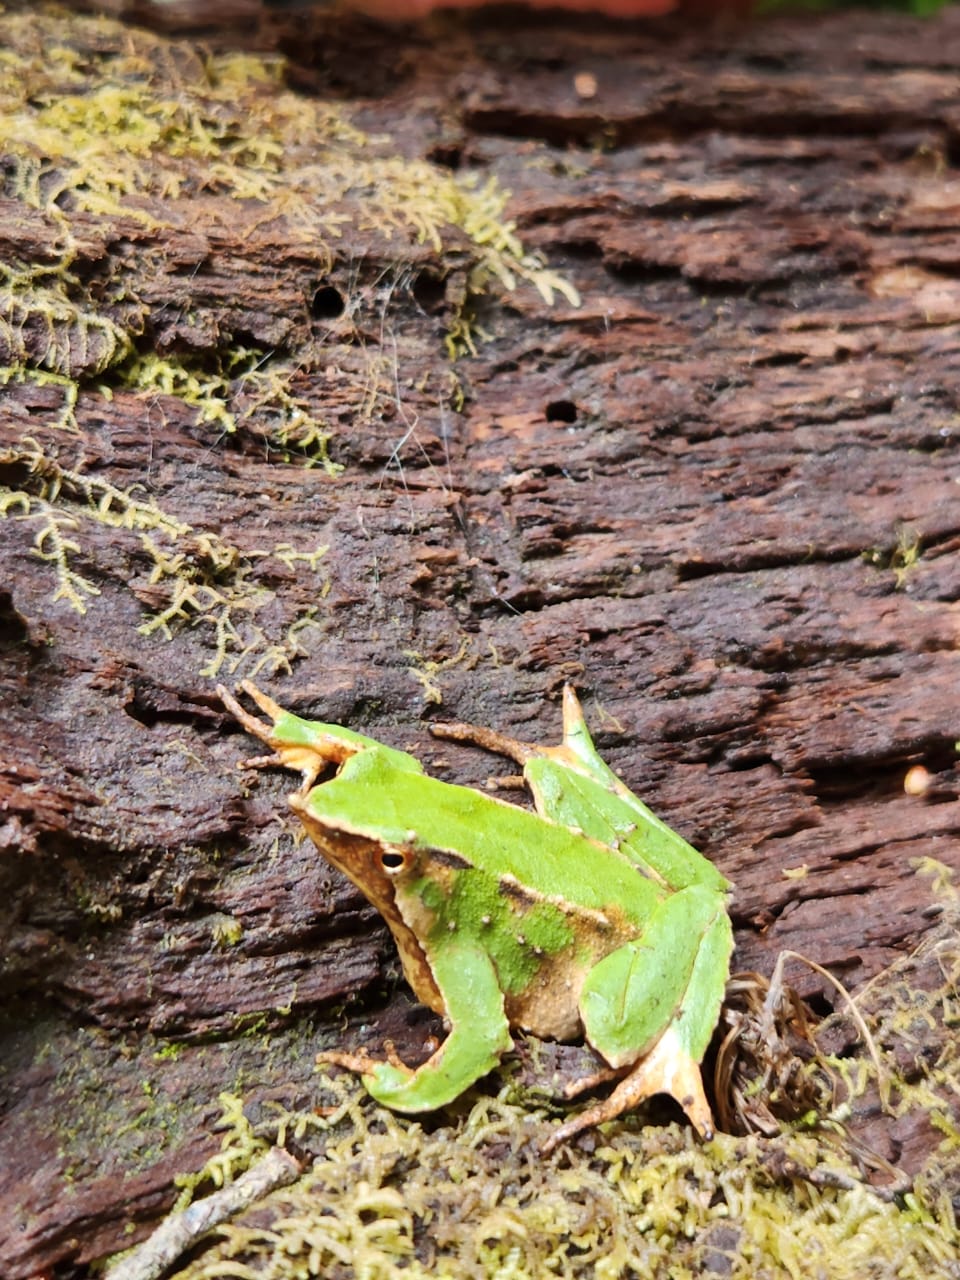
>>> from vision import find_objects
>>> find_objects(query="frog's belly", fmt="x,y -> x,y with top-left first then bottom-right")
503,964 -> 589,1042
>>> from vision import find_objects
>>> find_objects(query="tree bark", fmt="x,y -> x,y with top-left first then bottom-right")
2,3 -> 960,1274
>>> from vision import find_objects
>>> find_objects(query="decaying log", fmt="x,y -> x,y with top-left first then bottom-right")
1,3 -> 959,1274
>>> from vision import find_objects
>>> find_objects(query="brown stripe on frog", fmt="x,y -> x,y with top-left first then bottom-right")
498,873 -> 627,937
420,848 -> 472,872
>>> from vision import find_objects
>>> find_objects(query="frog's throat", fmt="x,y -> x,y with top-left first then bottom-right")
291,804 -> 444,1016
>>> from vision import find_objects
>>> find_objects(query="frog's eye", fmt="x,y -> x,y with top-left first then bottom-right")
379,848 -> 408,874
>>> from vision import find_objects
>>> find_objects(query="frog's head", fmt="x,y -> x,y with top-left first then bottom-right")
289,794 -> 446,1016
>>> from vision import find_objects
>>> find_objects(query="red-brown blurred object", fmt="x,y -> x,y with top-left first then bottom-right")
349,0 -> 678,16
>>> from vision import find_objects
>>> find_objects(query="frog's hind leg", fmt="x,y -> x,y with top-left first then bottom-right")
541,1029 -> 715,1154
549,887 -> 731,1154
429,718 -> 539,768
430,685 -> 589,770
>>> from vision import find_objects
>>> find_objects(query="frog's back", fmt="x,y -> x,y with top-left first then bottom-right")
322,748 -> 663,925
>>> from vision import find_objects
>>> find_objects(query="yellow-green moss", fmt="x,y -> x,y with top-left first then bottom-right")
0,8 -> 576,438
862,523 -> 924,590
1,6 -> 575,675
0,434 -> 328,674
152,1081 -> 955,1280
49,1026 -> 193,1183
129,875 -> 960,1280
403,637 -> 474,705
211,915 -> 244,949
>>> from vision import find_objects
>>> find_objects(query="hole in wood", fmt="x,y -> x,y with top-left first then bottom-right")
412,271 -> 446,315
312,284 -> 345,319
545,399 -> 577,423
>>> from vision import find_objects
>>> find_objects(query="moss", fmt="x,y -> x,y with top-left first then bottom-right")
403,637 -> 474,705
116,350 -> 344,475
0,8 -> 575,441
111,881 -> 960,1279
861,522 -> 924,590
171,1091 -> 271,1213
0,433 -> 327,674
838,869 -> 960,1156
1,6 -> 574,677
153,1043 -> 185,1063
211,914 -> 244,949
152,1081 -> 956,1280
48,1026 -> 192,1183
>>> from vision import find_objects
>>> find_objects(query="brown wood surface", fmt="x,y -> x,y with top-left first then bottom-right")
2,3 -> 960,1274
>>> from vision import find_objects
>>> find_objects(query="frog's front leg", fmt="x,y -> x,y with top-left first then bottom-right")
432,685 -> 659,833
219,681 -> 422,794
320,939 -> 513,1112
550,884 -> 732,1152
433,686 -> 729,897
219,681 -> 339,792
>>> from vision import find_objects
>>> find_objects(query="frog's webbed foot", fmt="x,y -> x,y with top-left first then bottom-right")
541,1031 -> 716,1155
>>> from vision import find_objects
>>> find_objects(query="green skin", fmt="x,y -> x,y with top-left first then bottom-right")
219,681 -> 733,1150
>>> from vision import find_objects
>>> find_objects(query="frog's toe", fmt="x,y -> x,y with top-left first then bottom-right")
218,684 -> 275,744
561,1062 -> 622,1099
318,1047 -> 387,1075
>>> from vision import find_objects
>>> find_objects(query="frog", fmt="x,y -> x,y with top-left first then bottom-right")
218,680 -> 733,1151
